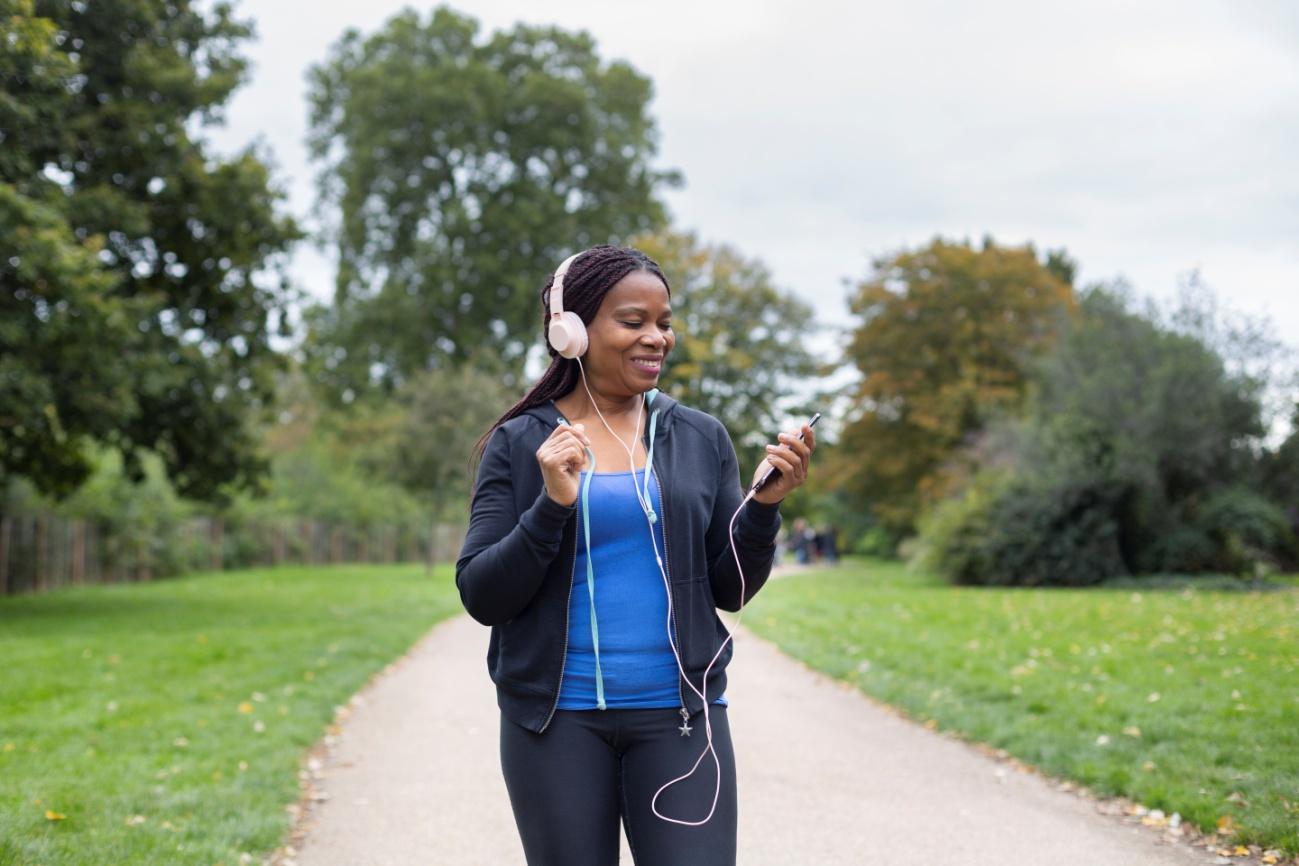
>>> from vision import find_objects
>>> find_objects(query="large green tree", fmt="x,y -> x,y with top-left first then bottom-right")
302,6 -> 679,404
837,235 -> 1077,538
632,229 -> 821,474
0,0 -> 302,503
915,282 -> 1296,584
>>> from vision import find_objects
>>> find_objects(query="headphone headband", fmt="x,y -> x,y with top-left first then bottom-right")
547,250 -> 589,358
549,251 -> 584,322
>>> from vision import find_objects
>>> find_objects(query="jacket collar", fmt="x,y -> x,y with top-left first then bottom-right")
523,388 -> 678,436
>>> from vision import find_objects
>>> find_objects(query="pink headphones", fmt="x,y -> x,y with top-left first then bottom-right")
548,251 -> 588,359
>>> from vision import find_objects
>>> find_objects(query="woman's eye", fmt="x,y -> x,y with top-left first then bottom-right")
619,321 -> 642,328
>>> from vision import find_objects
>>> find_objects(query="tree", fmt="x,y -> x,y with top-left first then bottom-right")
0,0 -> 302,503
302,6 -> 680,405
837,235 -> 1077,538
325,353 -> 515,519
914,281 -> 1296,584
631,229 -> 821,474
1260,403 -> 1299,537
1021,283 -> 1278,570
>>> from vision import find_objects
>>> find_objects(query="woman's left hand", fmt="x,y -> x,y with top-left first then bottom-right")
751,423 -> 816,505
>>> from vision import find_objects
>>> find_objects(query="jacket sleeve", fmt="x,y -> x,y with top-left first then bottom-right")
705,420 -> 782,611
455,425 -> 575,626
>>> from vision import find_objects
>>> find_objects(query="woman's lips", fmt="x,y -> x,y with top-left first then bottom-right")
630,357 -> 662,375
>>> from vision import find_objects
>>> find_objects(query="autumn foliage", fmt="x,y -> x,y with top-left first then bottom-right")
833,236 -> 1077,538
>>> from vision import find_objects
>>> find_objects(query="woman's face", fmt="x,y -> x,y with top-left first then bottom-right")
582,269 -> 675,397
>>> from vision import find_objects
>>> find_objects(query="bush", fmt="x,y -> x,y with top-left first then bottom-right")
911,469 -> 1008,581
851,526 -> 897,558
1195,486 -> 1298,576
914,468 -> 1130,586
1135,522 -> 1219,575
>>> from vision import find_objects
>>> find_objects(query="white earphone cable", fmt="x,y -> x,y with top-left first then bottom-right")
572,358 -> 756,826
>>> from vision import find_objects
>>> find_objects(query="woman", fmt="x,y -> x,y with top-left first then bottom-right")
456,244 -> 815,866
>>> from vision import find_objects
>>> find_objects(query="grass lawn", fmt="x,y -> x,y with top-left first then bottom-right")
0,563 -> 463,866
745,557 -> 1299,856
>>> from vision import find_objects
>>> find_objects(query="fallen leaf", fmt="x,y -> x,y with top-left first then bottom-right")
45,810 -> 66,821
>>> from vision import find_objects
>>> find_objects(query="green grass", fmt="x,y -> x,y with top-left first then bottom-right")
746,557 -> 1299,855
0,564 -> 462,866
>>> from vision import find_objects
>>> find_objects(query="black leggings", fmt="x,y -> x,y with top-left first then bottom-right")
499,706 -> 737,866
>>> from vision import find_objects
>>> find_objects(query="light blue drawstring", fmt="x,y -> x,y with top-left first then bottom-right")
578,444 -> 604,710
642,409 -> 659,523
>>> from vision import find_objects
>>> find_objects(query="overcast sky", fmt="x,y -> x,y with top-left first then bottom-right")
205,0 -> 1299,432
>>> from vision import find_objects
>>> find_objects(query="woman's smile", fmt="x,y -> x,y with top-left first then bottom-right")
629,354 -> 663,376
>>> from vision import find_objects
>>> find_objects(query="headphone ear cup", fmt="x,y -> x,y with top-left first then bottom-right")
548,311 -> 588,359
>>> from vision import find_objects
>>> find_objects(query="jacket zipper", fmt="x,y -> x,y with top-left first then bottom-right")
651,463 -> 688,717
540,522 -> 579,733
540,409 -> 684,731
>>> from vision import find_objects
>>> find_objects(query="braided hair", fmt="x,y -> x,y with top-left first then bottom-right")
470,244 -> 671,470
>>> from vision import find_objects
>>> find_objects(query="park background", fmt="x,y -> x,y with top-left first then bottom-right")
2,1 -> 1298,864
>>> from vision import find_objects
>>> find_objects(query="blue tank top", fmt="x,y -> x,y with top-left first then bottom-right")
557,467 -> 727,710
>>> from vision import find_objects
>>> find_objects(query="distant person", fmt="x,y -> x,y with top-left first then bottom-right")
456,245 -> 817,866
790,517 -> 814,564
820,525 -> 839,563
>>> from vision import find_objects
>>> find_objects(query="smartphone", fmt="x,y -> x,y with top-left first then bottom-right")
750,412 -> 822,494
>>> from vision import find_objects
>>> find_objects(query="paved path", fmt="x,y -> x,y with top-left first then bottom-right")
286,575 -> 1218,866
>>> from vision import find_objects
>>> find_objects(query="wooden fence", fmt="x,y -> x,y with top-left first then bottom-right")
0,511 -> 465,596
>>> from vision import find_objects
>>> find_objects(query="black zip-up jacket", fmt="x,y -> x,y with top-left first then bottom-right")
455,390 -> 782,733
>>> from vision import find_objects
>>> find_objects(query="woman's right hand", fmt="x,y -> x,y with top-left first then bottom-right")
536,422 -> 590,506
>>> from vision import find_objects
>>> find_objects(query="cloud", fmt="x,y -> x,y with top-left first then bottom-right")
206,0 -> 1299,382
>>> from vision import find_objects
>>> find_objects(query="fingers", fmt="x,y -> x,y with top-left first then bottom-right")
777,429 -> 813,464
542,424 -> 589,457
763,446 -> 803,478
538,423 -> 590,472
558,439 -> 587,468
757,453 -> 799,507
551,422 -> 590,448
800,423 -> 817,452
761,424 -> 816,492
